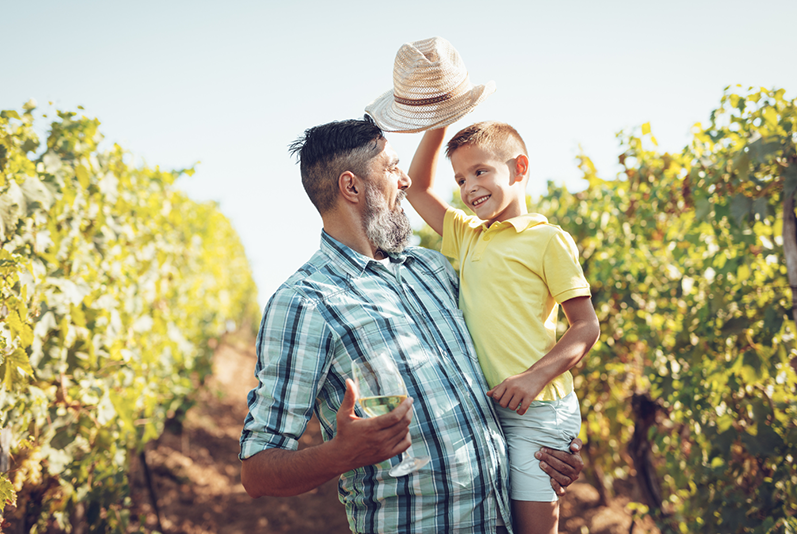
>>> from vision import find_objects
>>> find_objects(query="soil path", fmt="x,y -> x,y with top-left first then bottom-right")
129,338 -> 658,534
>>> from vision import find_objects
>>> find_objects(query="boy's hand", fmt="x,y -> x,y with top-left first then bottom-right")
486,371 -> 544,415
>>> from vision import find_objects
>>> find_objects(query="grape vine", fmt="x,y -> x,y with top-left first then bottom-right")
0,102 -> 260,532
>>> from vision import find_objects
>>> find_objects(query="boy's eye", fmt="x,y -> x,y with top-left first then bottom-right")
475,170 -> 486,176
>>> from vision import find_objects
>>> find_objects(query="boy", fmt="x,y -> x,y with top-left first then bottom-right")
405,123 -> 600,534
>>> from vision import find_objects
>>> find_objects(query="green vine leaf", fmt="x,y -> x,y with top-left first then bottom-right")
0,473 -> 16,512
1,348 -> 34,389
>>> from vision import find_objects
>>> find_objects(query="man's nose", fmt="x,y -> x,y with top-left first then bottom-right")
399,169 -> 411,190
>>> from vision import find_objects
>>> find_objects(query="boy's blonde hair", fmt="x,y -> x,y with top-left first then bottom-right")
445,121 -> 528,163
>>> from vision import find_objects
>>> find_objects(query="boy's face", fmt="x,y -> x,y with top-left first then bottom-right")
450,144 -> 525,226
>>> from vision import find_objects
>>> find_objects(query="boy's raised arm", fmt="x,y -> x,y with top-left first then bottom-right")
406,128 -> 450,236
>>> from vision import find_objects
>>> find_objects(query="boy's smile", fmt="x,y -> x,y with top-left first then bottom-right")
472,195 -> 490,207
450,144 -> 526,226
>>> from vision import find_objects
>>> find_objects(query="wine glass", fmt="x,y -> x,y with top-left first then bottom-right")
351,352 -> 431,477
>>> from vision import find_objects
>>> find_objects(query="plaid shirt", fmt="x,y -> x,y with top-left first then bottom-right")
240,232 -> 512,533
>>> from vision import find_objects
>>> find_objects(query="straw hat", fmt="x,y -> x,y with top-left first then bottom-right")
365,37 -> 496,133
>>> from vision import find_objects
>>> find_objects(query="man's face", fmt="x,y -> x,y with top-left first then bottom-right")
362,140 -> 413,254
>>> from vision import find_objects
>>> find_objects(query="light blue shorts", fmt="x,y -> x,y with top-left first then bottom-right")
495,391 -> 581,502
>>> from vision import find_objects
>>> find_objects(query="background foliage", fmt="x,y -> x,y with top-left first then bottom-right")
418,87 -> 797,533
0,102 -> 260,532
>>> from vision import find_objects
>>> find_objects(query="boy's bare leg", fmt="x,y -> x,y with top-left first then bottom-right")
512,500 -> 559,534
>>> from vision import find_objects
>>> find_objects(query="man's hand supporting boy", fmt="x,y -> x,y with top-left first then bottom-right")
486,296 -> 600,415
538,441 -> 585,495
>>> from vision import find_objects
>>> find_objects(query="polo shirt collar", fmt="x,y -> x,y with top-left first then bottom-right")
320,231 -> 411,278
507,213 -> 548,232
481,213 -> 548,232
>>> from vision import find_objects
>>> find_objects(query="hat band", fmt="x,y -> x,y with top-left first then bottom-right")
392,75 -> 471,107
393,93 -> 452,106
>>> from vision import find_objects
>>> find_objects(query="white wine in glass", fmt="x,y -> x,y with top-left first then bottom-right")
351,353 -> 431,477
360,394 -> 408,417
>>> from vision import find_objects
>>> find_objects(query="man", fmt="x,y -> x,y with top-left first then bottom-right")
240,116 -> 583,534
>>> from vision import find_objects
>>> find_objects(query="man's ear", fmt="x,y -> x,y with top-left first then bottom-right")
514,154 -> 529,183
338,171 -> 362,204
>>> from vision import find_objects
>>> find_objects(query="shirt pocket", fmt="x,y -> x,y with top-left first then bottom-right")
418,306 -> 480,367
410,266 -> 459,312
348,317 -> 429,374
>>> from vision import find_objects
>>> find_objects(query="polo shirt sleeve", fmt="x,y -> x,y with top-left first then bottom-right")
441,207 -> 470,261
542,228 -> 592,304
239,287 -> 335,460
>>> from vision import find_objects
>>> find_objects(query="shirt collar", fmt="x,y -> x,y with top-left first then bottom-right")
320,231 -> 411,278
481,213 -> 549,232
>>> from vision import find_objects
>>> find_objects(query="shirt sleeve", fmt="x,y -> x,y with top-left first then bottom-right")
542,228 -> 592,304
239,287 -> 335,460
441,207 -> 476,261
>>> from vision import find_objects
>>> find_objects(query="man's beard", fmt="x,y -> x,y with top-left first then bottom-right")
362,183 -> 413,254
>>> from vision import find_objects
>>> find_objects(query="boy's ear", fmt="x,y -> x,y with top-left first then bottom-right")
338,171 -> 362,204
514,154 -> 529,183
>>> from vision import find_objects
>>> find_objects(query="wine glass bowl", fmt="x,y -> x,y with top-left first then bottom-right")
351,352 -> 431,477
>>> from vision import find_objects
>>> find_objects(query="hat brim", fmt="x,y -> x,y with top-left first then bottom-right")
365,81 -> 496,134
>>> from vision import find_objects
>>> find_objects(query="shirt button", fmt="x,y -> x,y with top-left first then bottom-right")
483,235 -> 491,241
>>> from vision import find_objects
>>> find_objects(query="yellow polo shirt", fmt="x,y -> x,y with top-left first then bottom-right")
442,208 -> 591,400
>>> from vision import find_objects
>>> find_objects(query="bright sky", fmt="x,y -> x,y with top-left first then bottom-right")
4,1 -> 797,306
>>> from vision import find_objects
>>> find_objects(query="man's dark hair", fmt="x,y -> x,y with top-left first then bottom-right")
289,115 -> 384,214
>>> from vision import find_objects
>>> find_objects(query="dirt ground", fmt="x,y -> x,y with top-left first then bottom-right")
128,337 -> 659,534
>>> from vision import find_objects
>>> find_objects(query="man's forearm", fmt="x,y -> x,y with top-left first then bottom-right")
241,382 -> 415,498
241,440 -> 346,498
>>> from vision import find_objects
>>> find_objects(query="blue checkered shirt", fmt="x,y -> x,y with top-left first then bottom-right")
240,232 -> 512,533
